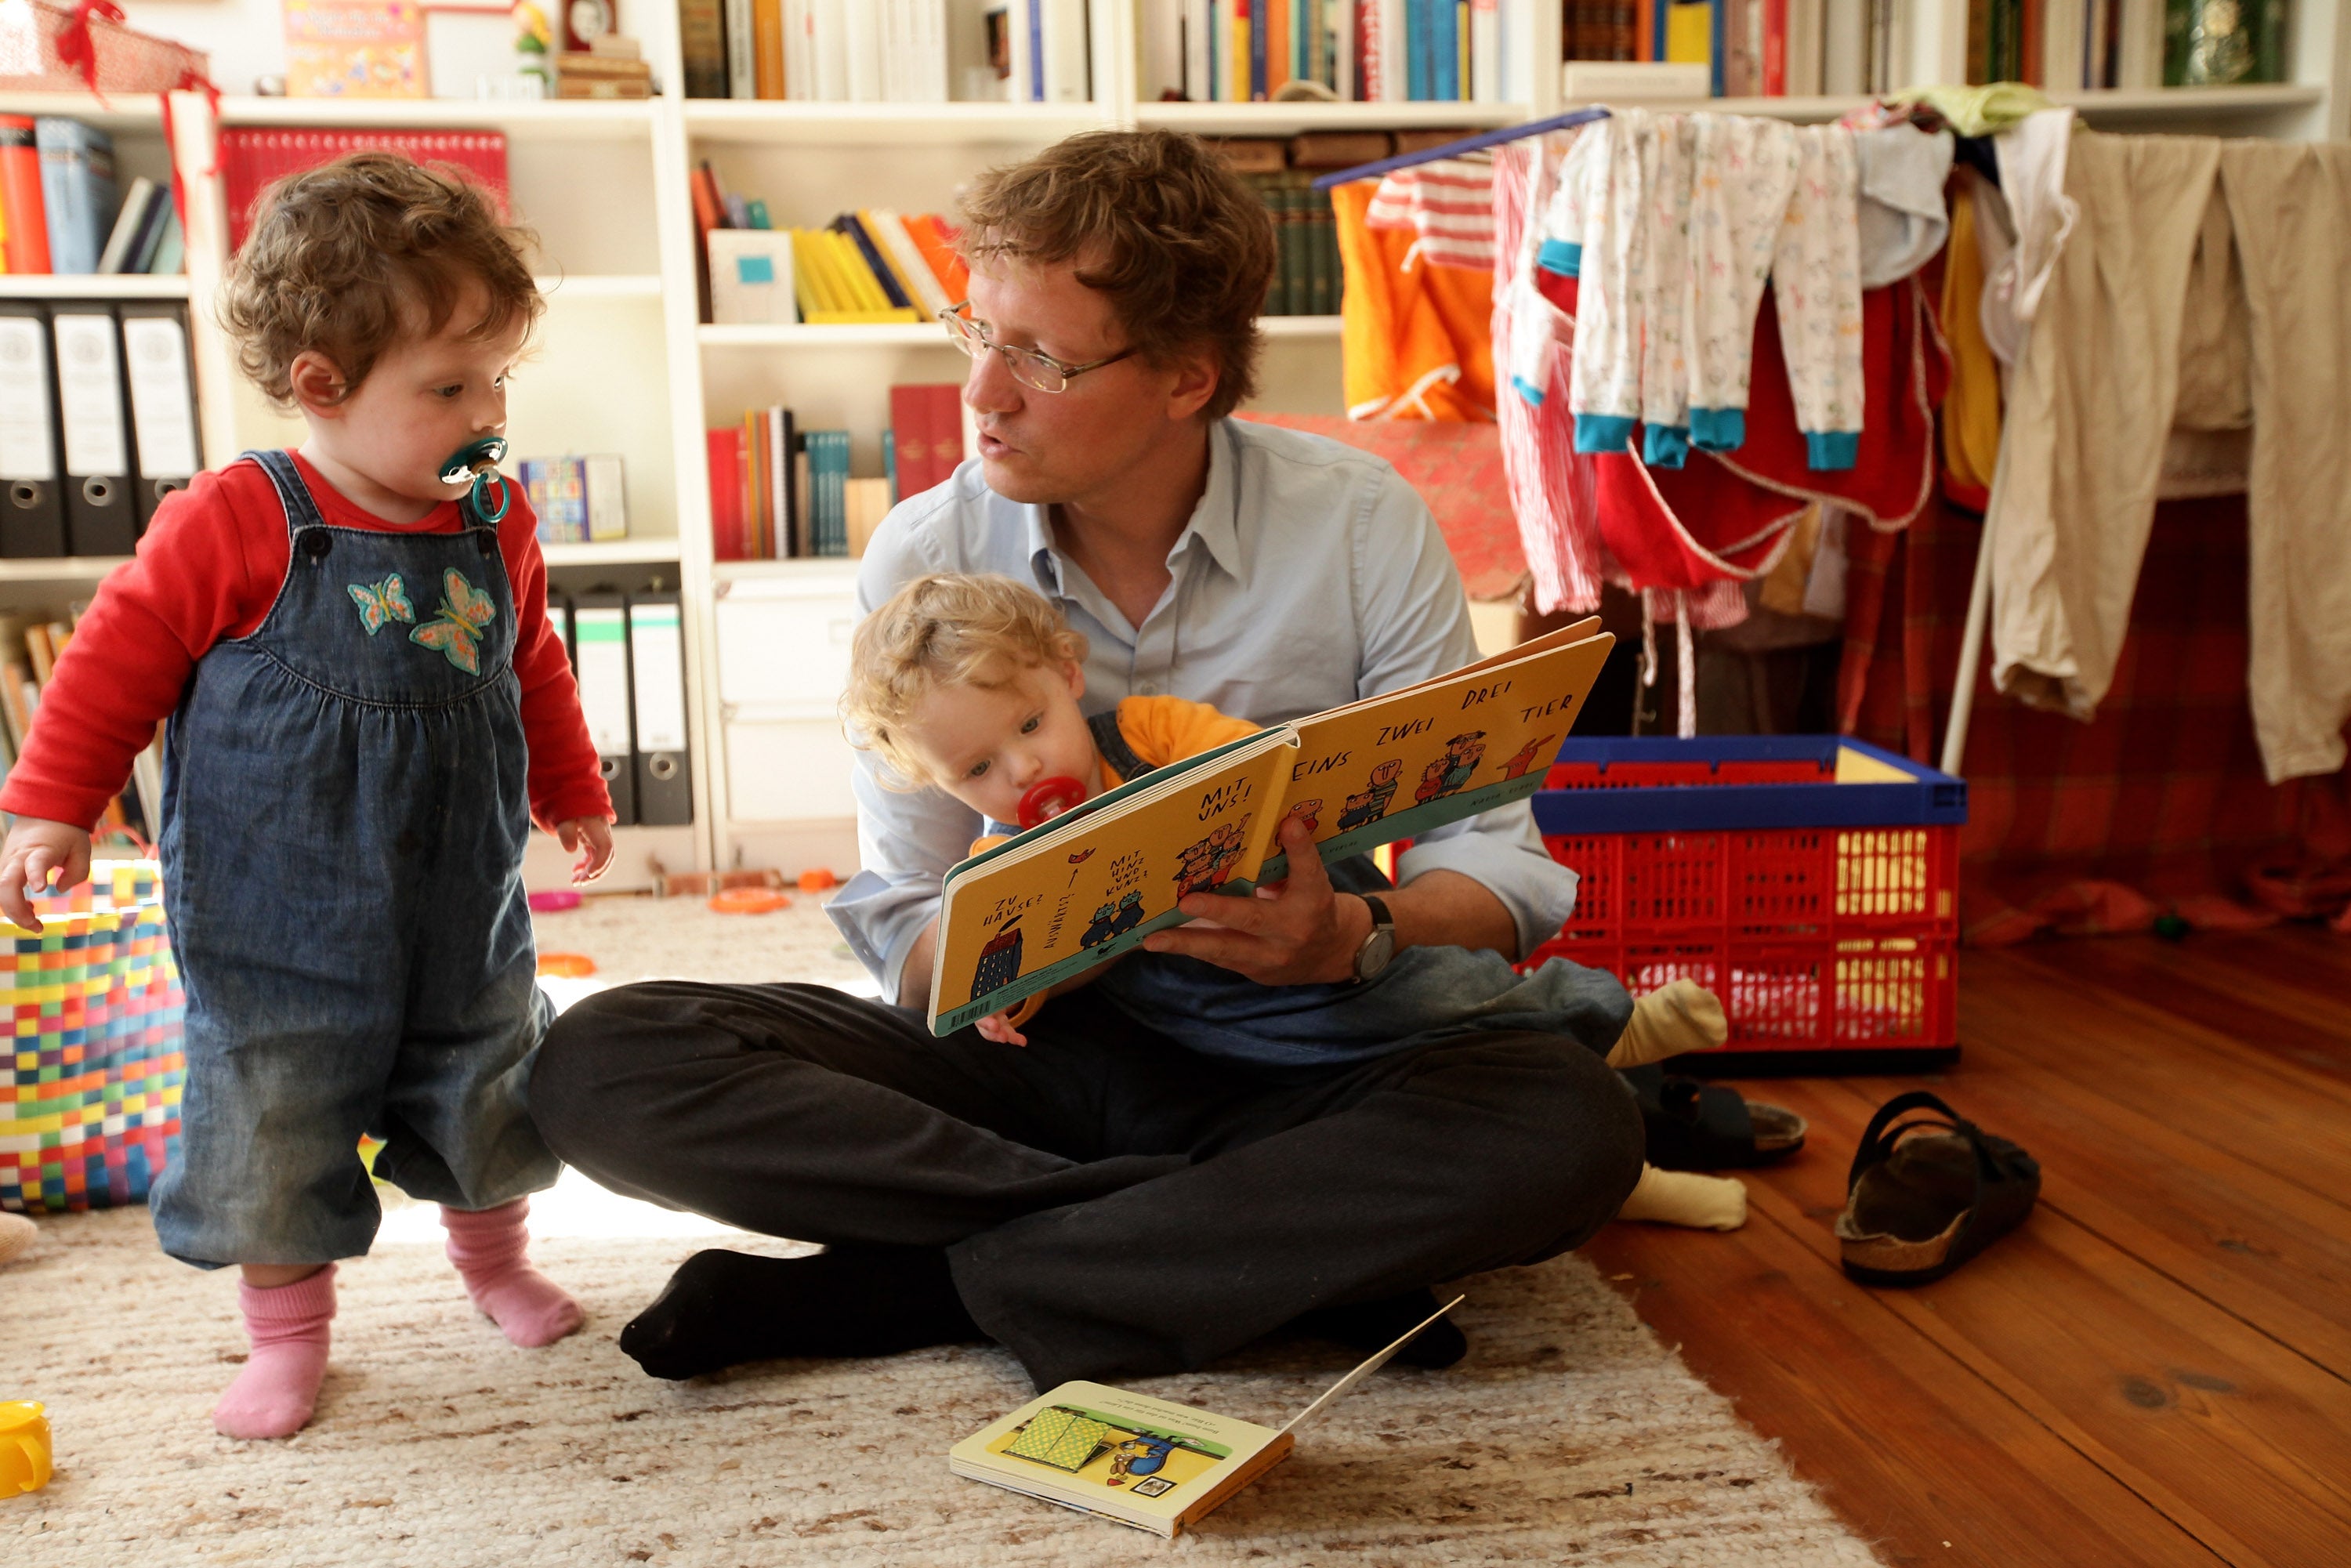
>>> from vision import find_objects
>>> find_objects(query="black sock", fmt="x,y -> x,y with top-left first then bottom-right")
1293,1287 -> 1469,1370
618,1245 -> 983,1380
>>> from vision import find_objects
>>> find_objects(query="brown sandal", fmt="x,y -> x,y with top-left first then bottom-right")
1835,1092 -> 2040,1286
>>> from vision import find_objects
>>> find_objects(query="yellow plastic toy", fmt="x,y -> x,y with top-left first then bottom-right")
1,1402 -> 52,1496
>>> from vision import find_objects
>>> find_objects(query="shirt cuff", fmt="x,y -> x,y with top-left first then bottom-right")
1394,817 -> 1579,961
825,868 -> 940,1005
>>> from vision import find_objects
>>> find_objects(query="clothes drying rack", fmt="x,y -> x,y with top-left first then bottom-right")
1309,106 -> 1612,190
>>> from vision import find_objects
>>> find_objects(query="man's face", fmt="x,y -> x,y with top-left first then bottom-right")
960,255 -> 1208,511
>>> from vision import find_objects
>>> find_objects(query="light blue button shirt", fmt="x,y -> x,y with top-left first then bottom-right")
825,417 -> 1578,1002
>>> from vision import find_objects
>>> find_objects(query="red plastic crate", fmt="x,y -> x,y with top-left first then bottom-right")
1523,739 -> 1964,1068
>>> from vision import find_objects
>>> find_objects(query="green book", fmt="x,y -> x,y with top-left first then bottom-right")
805,429 -> 851,556
1308,185 -> 1334,318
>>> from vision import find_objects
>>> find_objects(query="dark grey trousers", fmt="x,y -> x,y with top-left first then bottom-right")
528,981 -> 1645,1389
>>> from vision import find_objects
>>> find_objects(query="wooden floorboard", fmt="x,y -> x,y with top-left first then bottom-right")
1582,930 -> 2351,1567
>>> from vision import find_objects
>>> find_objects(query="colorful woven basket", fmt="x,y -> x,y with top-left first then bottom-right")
0,863 -> 183,1215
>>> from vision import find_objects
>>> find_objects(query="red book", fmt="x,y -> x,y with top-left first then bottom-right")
1762,0 -> 1788,95
0,117 -> 52,273
219,129 -> 509,254
708,427 -> 747,560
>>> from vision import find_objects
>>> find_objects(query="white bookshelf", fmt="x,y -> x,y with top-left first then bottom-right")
0,0 -> 2325,884
0,274 -> 191,299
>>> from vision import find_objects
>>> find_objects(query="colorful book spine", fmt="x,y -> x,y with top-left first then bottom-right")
804,429 -> 852,556
0,116 -> 51,274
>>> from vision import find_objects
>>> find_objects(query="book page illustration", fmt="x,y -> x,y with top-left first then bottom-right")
1261,632 -> 1613,882
931,737 -> 1295,1034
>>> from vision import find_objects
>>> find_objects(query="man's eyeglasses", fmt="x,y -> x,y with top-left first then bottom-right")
939,302 -> 1138,394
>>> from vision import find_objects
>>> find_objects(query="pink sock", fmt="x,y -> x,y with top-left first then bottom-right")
214,1265 -> 337,1440
440,1197 -> 582,1349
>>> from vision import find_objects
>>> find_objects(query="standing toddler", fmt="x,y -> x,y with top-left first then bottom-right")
0,153 -> 615,1438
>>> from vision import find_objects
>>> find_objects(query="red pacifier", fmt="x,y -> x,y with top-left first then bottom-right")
1017,777 -> 1088,829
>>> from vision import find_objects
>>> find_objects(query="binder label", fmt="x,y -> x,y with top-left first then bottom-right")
628,603 -> 687,751
122,317 -> 200,478
573,607 -> 633,753
53,313 -> 127,478
0,319 -> 54,481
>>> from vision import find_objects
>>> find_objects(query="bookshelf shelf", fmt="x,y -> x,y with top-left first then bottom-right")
542,539 -> 684,567
682,100 -> 1114,147
0,92 -> 161,132
699,322 -> 952,349
712,557 -> 864,581
539,273 -> 667,299
1135,101 -> 1531,135
1584,94 -> 1866,122
0,557 -> 129,583
0,275 -> 191,300
2051,84 -> 2327,119
1261,315 -> 1343,339
214,95 -> 657,140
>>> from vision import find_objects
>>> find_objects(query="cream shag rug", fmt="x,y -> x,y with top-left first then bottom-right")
5,895 -> 1878,1566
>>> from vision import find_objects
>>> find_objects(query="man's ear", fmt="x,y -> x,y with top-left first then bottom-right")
1163,344 -> 1221,423
287,351 -> 350,418
1060,657 -> 1087,704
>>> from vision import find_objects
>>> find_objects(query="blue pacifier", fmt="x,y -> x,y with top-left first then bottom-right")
438,436 -> 513,526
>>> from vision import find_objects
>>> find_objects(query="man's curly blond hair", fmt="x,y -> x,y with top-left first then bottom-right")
842,573 -> 1088,788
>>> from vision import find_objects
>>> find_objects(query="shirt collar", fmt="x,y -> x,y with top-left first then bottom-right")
1020,419 -> 1244,596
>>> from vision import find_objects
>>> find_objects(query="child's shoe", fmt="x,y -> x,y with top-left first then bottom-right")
441,1197 -> 583,1348
214,1265 -> 337,1439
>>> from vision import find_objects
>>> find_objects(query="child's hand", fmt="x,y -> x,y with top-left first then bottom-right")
557,817 -> 614,884
0,818 -> 93,932
975,1010 -> 1030,1047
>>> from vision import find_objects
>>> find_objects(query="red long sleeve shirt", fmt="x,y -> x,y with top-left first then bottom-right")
0,452 -> 613,834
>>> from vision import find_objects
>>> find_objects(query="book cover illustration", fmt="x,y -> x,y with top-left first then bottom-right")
950,1381 -> 1287,1535
929,732 -> 1299,1036
284,0 -> 429,98
1259,623 -> 1613,882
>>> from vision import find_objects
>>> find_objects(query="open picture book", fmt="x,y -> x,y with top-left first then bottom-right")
927,620 -> 1613,1035
948,1295 -> 1465,1536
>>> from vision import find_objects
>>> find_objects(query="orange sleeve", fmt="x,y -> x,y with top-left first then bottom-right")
1114,695 -> 1263,772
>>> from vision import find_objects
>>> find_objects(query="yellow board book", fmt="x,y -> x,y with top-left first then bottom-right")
949,1297 -> 1462,1536
927,623 -> 1612,1036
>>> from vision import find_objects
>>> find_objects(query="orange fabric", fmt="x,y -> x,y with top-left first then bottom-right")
1332,181 -> 1497,422
1100,695 -> 1262,786
1939,182 -> 2001,509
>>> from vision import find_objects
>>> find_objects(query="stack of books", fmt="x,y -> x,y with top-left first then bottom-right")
556,35 -> 657,98
692,165 -> 969,326
1134,0 -> 1517,104
707,383 -> 962,562
0,117 -> 183,277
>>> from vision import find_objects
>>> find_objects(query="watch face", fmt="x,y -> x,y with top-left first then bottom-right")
1356,928 -> 1396,981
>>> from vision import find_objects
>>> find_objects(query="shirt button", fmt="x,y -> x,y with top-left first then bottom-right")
1134,682 -> 1157,696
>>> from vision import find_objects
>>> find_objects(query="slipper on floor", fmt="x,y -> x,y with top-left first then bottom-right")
1835,1091 -> 2040,1287
1623,1065 -> 1808,1171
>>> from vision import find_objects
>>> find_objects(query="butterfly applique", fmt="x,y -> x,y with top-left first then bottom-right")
408,568 -> 498,675
346,574 -> 415,635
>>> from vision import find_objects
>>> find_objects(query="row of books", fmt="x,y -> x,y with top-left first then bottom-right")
0,118 -> 183,277
0,302 -> 201,560
0,606 -> 165,847
1973,0 -> 2291,91
680,0 -> 1090,103
520,455 -> 631,545
1137,0 -> 1520,105
693,165 -> 970,325
551,592 -> 694,827
1648,1 -> 1907,98
220,129 -> 509,256
708,383 -> 965,561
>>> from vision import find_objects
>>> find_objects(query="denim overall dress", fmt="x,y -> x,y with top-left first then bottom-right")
150,450 -> 558,1267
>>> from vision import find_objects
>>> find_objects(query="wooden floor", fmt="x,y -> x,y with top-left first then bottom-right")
1583,926 -> 2351,1568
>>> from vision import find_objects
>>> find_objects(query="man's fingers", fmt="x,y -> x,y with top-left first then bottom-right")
1143,925 -> 1274,979
1177,889 -> 1278,935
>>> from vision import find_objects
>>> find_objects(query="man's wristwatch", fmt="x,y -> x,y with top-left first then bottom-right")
1350,894 -> 1397,983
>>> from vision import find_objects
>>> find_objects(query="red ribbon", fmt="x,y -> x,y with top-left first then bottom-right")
53,0 -> 129,97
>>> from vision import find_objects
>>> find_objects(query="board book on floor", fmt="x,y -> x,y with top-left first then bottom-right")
948,1295 -> 1464,1536
927,622 -> 1613,1035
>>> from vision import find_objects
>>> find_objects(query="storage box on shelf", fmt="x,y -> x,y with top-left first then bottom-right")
1526,737 -> 1965,1073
